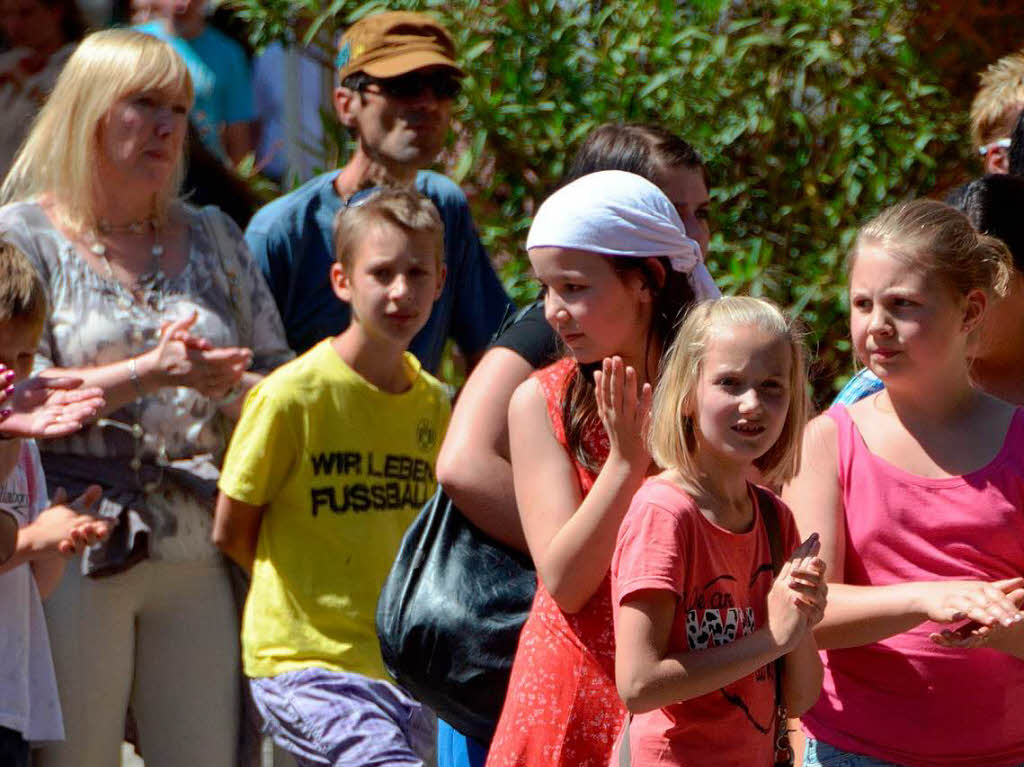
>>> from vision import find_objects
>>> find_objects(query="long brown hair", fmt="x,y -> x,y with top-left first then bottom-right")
558,125 -> 709,471
560,258 -> 696,472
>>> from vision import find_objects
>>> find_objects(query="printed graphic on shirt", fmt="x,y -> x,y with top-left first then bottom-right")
684,575 -> 757,649
308,450 -> 434,515
683,570 -> 776,734
416,417 -> 439,452
0,487 -> 30,517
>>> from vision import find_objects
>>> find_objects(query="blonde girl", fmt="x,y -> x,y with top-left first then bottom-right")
612,296 -> 825,766
785,199 -> 1024,767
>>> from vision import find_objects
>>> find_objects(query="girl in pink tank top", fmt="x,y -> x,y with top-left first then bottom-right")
486,171 -> 720,767
785,199 -> 1024,767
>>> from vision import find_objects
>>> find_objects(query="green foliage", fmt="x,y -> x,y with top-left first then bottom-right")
230,0 -> 967,405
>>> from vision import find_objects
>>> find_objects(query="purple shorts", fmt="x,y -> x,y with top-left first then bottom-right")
250,668 -> 436,767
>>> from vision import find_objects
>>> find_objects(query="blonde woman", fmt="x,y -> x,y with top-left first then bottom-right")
0,29 -> 292,767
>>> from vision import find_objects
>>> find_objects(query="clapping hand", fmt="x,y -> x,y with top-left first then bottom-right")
33,485 -> 111,557
929,578 -> 1024,651
0,367 -> 104,439
147,312 -> 252,398
914,577 -> 1024,634
765,533 -> 828,651
594,356 -> 653,471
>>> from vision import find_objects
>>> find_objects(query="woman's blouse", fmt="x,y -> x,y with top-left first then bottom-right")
0,200 -> 293,561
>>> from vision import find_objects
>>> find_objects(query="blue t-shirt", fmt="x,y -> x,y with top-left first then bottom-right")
245,170 -> 514,372
832,367 -> 884,406
136,21 -> 254,158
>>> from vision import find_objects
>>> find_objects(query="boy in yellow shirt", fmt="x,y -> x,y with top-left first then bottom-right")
214,188 -> 449,767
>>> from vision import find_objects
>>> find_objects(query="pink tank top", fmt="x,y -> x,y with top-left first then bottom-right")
802,405 -> 1024,767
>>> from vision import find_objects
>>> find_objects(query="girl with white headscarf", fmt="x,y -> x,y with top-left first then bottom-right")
486,170 -> 720,767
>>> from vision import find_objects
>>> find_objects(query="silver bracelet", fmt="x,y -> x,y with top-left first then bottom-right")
127,357 -> 145,398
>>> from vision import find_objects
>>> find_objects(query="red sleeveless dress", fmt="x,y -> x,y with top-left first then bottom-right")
485,358 -> 626,767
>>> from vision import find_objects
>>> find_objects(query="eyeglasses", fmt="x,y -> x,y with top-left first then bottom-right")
357,70 -> 462,101
978,137 -> 1011,157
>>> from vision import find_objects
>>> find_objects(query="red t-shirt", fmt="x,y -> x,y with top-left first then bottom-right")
611,478 -> 800,767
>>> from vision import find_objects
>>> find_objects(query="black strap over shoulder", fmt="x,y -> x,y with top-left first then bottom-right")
755,484 -> 785,576
752,484 -> 795,767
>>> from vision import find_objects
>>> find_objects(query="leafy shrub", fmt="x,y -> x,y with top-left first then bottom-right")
233,0 -> 972,405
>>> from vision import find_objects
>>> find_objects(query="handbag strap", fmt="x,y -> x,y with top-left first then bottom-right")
756,485 -> 784,577
755,484 -> 785,698
754,485 -> 795,767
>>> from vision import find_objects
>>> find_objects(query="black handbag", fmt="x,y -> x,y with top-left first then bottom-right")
376,485 -> 536,743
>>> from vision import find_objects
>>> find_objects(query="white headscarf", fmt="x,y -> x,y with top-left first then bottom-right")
525,170 -> 720,301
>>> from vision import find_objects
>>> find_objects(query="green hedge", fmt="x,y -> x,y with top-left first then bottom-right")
233,0 -> 968,405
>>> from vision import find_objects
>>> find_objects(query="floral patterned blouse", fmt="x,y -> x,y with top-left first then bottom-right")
486,358 -> 625,767
0,200 -> 293,560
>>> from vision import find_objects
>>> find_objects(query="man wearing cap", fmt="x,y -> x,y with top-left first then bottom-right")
245,10 -> 513,373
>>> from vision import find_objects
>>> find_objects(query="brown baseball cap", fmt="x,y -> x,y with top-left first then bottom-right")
335,11 -> 464,81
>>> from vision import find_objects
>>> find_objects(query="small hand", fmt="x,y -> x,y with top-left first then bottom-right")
930,581 -> 1024,650
32,486 -> 111,557
786,537 -> 828,628
0,376 -> 105,439
930,618 -> 1024,653
147,312 -> 252,397
765,533 -> 821,650
593,356 -> 652,469
914,577 -> 1024,630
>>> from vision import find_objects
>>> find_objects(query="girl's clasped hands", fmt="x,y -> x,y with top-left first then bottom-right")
765,533 -> 828,651
925,577 -> 1024,650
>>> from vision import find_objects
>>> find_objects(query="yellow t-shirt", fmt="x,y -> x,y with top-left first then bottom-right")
219,339 -> 451,679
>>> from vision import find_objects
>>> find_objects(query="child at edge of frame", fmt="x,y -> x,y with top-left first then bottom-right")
0,240 -> 110,767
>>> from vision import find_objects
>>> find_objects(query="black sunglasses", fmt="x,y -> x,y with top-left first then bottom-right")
355,70 -> 462,101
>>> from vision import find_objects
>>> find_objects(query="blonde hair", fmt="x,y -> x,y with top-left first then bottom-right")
970,49 -> 1024,149
648,296 -> 810,486
333,187 -> 444,269
0,241 -> 48,332
851,199 -> 1013,300
1,29 -> 193,234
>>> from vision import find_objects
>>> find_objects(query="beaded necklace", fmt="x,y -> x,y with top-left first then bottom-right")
86,217 -> 166,312
85,216 -> 169,487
